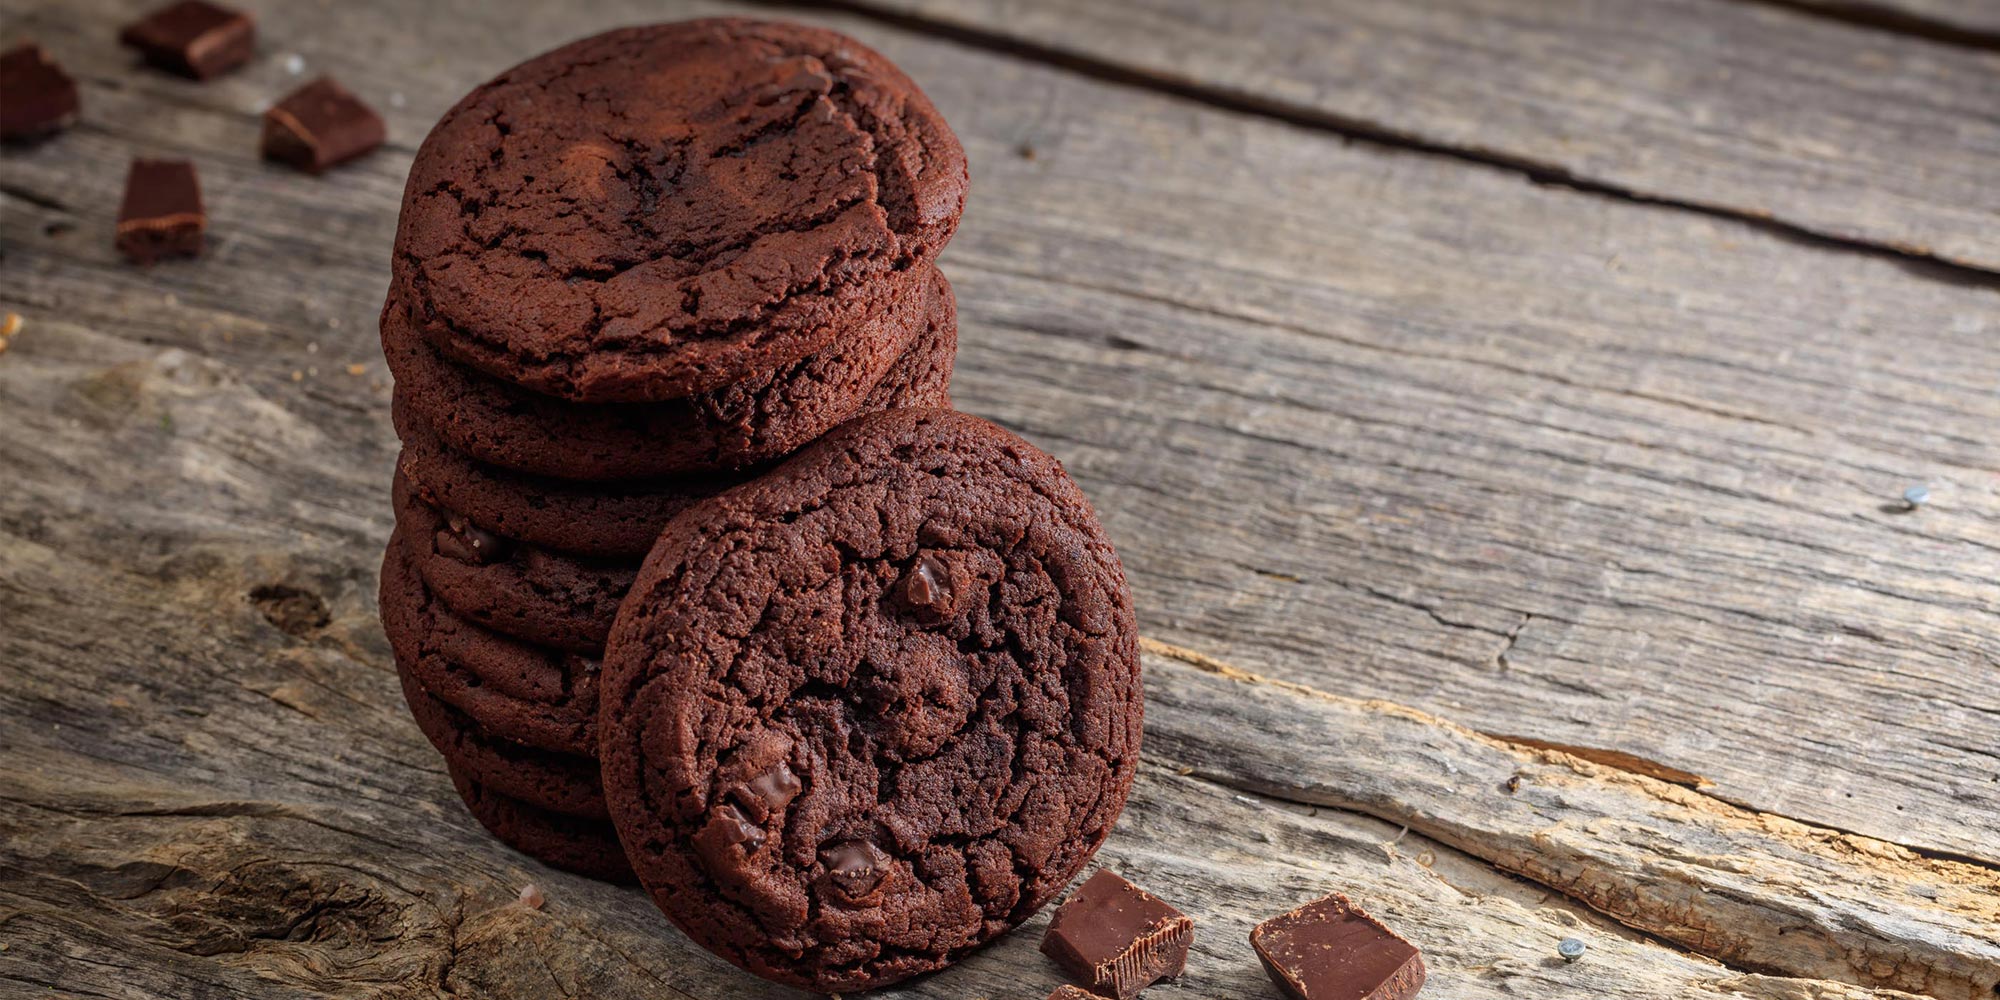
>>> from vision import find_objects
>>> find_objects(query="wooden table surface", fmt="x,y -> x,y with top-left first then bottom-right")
2,0 -> 1996,997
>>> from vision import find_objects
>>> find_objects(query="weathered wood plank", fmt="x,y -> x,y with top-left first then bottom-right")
1,519 -> 1976,999
1141,639 -> 2000,1000
1790,0 -> 2000,37
4,0 -> 1996,869
833,0 -> 2000,271
2,1 -> 1997,996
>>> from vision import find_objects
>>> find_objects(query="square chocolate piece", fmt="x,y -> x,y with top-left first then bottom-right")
119,1 -> 255,80
261,77 -> 385,173
116,159 -> 205,265
1251,893 -> 1426,1000
0,44 -> 80,140
1040,869 -> 1193,999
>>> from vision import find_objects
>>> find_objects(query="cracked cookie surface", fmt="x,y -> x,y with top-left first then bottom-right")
392,19 -> 967,403
599,408 -> 1140,992
383,265 -> 956,480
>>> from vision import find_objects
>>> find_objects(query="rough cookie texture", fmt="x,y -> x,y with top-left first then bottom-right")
382,265 -> 956,480
396,407 -> 729,560
395,643 -> 607,821
599,408 -> 1141,992
381,528 -> 600,756
394,471 -> 635,654
392,19 -> 967,402
447,763 -> 634,883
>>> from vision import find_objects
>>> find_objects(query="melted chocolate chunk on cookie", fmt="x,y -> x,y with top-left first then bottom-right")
600,409 -> 1140,993
434,511 -> 511,565
822,839 -> 890,904
391,19 -> 967,402
728,761 -> 802,823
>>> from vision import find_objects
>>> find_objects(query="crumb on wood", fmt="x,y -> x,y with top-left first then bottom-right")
518,884 -> 545,909
1,312 -> 21,338
346,363 -> 367,376
1017,141 -> 1037,160
291,370 -> 303,381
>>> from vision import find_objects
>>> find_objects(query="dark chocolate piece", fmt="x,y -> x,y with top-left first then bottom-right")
115,159 -> 204,265
119,1 -> 254,80
0,44 -> 80,140
433,511 -> 511,566
261,77 -> 384,173
1040,869 -> 1193,999
1250,893 -> 1426,1000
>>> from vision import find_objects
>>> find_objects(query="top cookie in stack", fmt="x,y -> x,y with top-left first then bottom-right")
379,18 -> 967,881
392,17 -> 967,411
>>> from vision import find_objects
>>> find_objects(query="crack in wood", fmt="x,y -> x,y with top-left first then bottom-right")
1138,637 -> 2000,1000
755,0 -> 2000,288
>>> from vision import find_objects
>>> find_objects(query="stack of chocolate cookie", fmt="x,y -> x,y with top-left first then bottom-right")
379,19 -> 967,883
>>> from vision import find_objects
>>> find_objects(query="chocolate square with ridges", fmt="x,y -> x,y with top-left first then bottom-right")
262,77 -> 384,173
1040,869 -> 1194,998
119,1 -> 254,80
115,159 -> 204,265
1251,893 -> 1426,1000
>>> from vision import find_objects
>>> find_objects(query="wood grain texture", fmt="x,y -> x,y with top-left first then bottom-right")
5,0 -> 1997,864
1,522 -> 1978,999
1141,639 -> 2000,1000
1789,0 -> 2000,37
1,0 -> 1996,996
830,0 -> 2000,271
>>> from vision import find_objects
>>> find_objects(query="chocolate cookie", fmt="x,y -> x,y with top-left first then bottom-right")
447,763 -> 634,883
392,19 -> 967,402
395,406 -> 734,561
381,527 -> 600,756
598,408 -> 1141,992
382,265 -> 957,480
393,471 -> 634,655
395,638 -> 609,820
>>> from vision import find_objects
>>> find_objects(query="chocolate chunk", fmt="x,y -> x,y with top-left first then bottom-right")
1040,869 -> 1193,999
903,554 -> 948,607
119,1 -> 254,80
434,513 -> 510,565
261,77 -> 384,174
115,159 -> 204,265
728,761 -> 801,822
0,44 -> 80,140
1251,893 -> 1426,1000
693,803 -> 765,877
821,839 -> 890,903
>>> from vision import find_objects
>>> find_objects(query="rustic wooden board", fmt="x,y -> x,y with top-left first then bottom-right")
1791,0 -> 2000,37
2,0 -> 1996,997
2,536 -> 1987,999
829,0 -> 2000,272
5,0 -> 1997,867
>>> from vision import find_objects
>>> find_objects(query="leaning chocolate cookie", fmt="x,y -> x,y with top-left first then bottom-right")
599,408 -> 1141,992
392,19 -> 967,402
